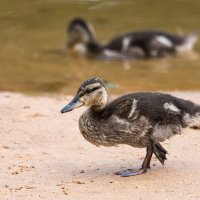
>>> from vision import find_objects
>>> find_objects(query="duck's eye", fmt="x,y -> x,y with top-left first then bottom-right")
85,86 -> 101,95
85,89 -> 92,94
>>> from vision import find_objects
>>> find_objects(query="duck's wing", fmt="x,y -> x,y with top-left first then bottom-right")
126,31 -> 197,55
101,92 -> 200,146
104,92 -> 200,144
107,92 -> 200,127
104,31 -> 189,57
102,33 -> 146,59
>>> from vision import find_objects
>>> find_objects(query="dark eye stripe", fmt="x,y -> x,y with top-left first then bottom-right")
79,92 -> 84,97
85,86 -> 101,94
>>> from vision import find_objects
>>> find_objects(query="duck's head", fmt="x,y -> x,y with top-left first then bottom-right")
67,17 -> 96,51
61,77 -> 108,113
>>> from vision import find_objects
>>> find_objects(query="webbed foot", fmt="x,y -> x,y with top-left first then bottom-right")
153,143 -> 167,165
115,144 -> 153,177
115,168 -> 147,177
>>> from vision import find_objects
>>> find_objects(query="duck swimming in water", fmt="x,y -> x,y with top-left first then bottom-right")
67,17 -> 198,60
61,77 -> 200,177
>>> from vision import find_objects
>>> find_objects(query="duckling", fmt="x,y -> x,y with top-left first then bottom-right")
61,77 -> 200,177
67,17 -> 198,60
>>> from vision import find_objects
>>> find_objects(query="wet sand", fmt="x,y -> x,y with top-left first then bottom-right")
0,92 -> 200,200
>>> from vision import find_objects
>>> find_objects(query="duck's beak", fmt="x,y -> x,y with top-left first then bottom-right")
61,96 -> 84,113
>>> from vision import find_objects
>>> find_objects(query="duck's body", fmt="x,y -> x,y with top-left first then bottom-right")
67,17 -> 198,60
79,92 -> 200,148
61,78 -> 200,176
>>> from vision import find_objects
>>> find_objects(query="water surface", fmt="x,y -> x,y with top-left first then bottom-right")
0,0 -> 200,94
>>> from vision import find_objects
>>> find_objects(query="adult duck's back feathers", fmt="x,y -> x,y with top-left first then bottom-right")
61,77 -> 200,177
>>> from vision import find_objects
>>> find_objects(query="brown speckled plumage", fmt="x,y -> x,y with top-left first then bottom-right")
79,110 -> 152,148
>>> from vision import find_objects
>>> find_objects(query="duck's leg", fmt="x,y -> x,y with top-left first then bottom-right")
116,144 -> 153,177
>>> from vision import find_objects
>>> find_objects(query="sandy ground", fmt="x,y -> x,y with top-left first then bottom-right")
0,92 -> 200,200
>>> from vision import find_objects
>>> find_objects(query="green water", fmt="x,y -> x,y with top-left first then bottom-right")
0,0 -> 200,95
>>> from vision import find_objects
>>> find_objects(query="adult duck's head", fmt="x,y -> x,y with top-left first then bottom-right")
61,78 -> 108,113
67,17 -> 96,52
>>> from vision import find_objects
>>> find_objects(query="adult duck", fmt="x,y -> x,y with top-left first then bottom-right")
61,77 -> 200,177
66,17 -> 198,60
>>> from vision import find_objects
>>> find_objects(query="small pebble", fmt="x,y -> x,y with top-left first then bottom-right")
2,146 -> 10,149
73,180 -> 85,184
11,171 -> 19,175
23,106 -> 30,109
26,186 -> 35,189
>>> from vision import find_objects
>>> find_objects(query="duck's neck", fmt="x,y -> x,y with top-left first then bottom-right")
80,28 -> 102,54
90,91 -> 108,112
86,41 -> 102,54
78,25 -> 100,52
90,104 -> 106,112
72,40 -> 102,56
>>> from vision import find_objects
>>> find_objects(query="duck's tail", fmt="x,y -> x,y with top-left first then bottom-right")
176,31 -> 199,53
184,105 -> 200,129
153,143 -> 167,165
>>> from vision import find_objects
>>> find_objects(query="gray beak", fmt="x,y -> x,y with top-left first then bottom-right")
61,96 -> 84,113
